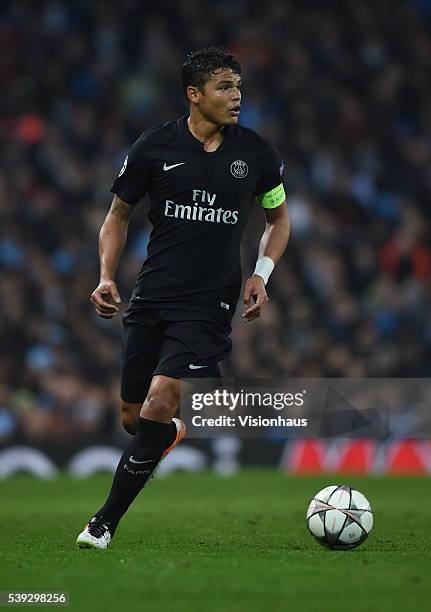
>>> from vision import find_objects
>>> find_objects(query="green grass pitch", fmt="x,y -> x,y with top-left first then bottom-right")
0,471 -> 430,611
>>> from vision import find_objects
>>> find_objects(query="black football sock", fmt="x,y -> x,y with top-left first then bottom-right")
95,417 -> 175,533
128,419 -> 177,443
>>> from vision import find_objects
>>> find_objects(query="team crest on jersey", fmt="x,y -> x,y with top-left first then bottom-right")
230,159 -> 248,179
118,155 -> 128,177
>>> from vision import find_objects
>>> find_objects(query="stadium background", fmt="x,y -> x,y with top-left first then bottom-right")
1,0 -> 431,476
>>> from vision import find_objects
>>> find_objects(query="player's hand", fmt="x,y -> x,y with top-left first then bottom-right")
90,279 -> 122,319
242,275 -> 268,323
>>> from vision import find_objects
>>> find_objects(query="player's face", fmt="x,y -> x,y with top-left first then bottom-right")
197,68 -> 242,126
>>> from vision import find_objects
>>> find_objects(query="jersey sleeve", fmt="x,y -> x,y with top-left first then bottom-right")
255,139 -> 286,209
110,130 -> 154,205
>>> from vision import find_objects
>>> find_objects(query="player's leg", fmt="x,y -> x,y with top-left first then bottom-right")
76,375 -> 186,549
77,316 -> 182,549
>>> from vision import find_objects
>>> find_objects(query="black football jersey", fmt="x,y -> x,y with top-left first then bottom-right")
111,116 -> 284,319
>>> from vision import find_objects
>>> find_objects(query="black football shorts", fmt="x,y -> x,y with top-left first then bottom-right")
120,308 -> 232,403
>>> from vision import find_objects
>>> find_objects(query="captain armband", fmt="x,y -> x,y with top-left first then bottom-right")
255,183 -> 286,209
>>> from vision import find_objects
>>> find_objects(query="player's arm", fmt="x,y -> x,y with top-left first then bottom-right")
90,195 -> 134,319
257,202 -> 290,265
243,137 -> 289,323
91,131 -> 151,319
242,201 -> 290,322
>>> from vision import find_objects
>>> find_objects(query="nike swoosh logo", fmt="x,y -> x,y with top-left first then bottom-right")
163,162 -> 186,171
129,456 -> 154,464
189,364 -> 209,370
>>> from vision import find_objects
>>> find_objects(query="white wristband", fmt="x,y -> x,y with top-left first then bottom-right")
253,256 -> 275,286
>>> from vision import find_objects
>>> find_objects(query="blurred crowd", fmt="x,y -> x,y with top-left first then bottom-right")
1,0 -> 431,442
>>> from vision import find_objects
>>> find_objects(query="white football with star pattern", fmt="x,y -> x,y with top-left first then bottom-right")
307,485 -> 373,550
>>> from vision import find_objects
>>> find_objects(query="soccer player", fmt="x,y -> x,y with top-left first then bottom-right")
76,47 -> 290,549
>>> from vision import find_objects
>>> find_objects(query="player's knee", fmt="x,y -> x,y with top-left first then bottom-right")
141,386 -> 179,421
120,401 -> 140,435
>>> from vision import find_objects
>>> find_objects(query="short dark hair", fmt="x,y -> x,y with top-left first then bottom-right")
181,46 -> 241,97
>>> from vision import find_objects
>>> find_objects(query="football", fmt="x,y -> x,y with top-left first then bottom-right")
306,485 -> 373,550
